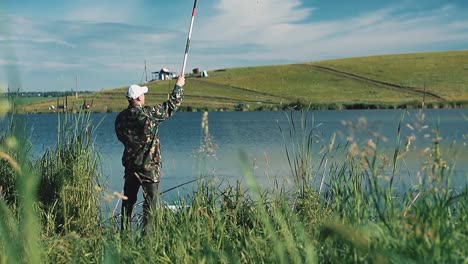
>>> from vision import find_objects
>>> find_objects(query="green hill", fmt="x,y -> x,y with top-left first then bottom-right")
18,50 -> 468,113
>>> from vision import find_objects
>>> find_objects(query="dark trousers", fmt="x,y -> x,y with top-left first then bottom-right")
121,168 -> 160,232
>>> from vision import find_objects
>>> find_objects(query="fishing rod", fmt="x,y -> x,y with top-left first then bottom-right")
160,177 -> 199,195
181,0 -> 198,76
106,177 -> 203,224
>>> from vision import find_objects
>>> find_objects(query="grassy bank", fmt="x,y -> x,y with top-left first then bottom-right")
16,50 -> 468,113
1,97 -> 467,263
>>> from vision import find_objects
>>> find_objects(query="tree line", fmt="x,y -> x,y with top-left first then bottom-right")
1,91 -> 93,98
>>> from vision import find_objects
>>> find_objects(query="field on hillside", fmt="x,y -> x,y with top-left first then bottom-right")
203,64 -> 426,104
4,97 -> 51,107
314,50 -> 468,101
17,50 -> 468,113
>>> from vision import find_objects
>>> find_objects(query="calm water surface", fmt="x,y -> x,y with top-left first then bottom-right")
2,109 -> 467,203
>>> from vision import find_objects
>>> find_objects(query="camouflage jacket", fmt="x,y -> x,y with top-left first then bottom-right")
115,85 -> 184,182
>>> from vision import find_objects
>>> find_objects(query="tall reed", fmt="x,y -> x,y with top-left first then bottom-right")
36,111 -> 103,237
320,110 -> 467,263
0,98 -> 42,263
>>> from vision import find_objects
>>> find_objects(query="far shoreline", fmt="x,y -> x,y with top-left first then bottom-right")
12,100 -> 468,115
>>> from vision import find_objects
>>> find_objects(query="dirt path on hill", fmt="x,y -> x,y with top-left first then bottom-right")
305,64 -> 447,102
189,79 -> 296,101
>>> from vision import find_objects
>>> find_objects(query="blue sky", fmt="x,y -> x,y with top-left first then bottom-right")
1,0 -> 467,92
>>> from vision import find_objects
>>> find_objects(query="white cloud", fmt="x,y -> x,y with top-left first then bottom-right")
196,0 -> 312,44
40,61 -> 86,70
215,0 -> 311,26
2,0 -> 468,91
1,13 -> 183,74
137,33 -> 179,45
63,0 -> 143,23
1,16 -> 75,48
65,6 -> 128,23
0,58 -> 17,66
194,1 -> 468,63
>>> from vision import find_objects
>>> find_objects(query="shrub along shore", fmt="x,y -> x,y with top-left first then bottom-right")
0,102 -> 467,263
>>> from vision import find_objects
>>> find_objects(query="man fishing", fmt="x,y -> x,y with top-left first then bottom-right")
115,0 -> 197,233
115,75 -> 185,232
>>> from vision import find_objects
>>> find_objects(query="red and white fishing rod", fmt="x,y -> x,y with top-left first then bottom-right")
181,0 -> 198,76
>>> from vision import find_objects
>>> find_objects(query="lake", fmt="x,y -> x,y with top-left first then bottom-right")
1,109 -> 467,204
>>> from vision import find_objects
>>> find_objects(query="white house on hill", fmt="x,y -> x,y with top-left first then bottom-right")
152,68 -> 177,81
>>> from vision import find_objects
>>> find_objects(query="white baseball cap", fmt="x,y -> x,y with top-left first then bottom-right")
126,84 -> 148,99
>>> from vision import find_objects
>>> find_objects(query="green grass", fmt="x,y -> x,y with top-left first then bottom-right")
17,50 -> 468,113
314,50 -> 468,101
1,102 -> 467,263
205,64 -> 418,104
7,97 -> 51,106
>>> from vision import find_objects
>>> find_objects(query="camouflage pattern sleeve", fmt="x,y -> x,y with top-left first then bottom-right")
147,84 -> 184,121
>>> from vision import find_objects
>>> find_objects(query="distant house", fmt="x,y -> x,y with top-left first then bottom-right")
152,68 -> 177,81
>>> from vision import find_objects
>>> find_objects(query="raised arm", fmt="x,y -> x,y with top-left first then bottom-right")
146,75 -> 185,121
